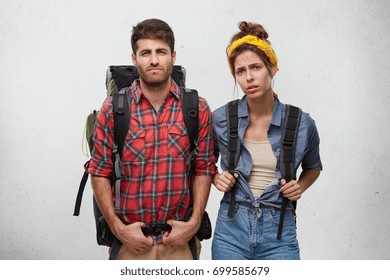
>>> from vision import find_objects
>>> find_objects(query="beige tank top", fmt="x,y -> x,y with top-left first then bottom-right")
243,139 -> 277,198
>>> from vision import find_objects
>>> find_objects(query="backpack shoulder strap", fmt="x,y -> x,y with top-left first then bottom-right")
226,99 -> 240,218
112,87 -> 131,156
280,104 -> 302,182
181,87 -> 199,176
181,88 -> 213,255
227,99 -> 240,173
277,104 -> 302,240
112,87 -> 131,213
181,87 -> 199,237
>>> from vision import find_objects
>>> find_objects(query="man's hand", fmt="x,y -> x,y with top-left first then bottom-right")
162,220 -> 197,249
115,222 -> 153,255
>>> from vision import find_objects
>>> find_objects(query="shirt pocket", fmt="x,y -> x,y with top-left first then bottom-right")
168,123 -> 189,158
126,127 -> 146,161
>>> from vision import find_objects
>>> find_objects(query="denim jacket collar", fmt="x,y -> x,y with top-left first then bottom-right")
238,96 -> 283,127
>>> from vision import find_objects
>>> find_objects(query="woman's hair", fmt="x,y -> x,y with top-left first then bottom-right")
131,18 -> 175,54
228,21 -> 275,76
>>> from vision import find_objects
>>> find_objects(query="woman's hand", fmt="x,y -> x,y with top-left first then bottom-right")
280,179 -> 303,201
213,171 -> 239,192
280,169 -> 320,201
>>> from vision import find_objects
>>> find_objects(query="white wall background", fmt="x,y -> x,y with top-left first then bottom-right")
1,0 -> 389,260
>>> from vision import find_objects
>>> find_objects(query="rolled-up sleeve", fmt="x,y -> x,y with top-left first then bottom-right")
88,97 -> 115,178
194,97 -> 217,176
301,116 -> 323,171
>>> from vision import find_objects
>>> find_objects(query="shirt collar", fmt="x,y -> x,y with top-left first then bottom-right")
238,96 -> 284,127
271,97 -> 283,127
130,78 -> 181,103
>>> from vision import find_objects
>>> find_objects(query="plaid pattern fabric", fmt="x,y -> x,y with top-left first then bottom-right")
88,79 -> 216,224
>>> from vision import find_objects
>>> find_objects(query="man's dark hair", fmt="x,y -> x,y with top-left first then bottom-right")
131,18 -> 175,54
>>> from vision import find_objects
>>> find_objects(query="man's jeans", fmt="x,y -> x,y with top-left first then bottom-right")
212,201 -> 300,260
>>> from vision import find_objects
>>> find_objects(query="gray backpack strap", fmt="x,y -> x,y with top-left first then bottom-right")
112,87 -> 131,213
277,104 -> 302,240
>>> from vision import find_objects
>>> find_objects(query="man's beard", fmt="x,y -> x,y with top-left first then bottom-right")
138,64 -> 173,88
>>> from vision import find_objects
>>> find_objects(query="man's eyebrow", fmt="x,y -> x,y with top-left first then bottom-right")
138,48 -> 169,54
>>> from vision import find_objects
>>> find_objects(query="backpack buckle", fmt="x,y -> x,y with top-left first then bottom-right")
282,139 -> 294,151
112,143 -> 119,155
228,127 -> 239,138
188,109 -> 197,118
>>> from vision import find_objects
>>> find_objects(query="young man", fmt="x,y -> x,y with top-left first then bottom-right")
88,18 -> 216,260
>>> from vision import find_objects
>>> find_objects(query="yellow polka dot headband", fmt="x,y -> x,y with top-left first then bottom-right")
227,35 -> 279,74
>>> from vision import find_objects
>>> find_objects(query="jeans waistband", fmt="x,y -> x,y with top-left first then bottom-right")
222,200 -> 292,211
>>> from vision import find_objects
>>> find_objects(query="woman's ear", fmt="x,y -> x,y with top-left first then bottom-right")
270,67 -> 277,78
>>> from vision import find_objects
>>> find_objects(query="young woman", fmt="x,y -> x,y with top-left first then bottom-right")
212,21 -> 322,260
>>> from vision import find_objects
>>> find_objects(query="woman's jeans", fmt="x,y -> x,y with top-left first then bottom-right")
212,201 -> 300,260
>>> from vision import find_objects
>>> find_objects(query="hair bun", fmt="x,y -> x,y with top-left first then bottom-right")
238,21 -> 269,41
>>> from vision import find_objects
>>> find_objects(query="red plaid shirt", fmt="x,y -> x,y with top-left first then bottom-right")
88,80 -> 216,224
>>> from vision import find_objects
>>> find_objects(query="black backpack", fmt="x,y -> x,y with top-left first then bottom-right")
225,99 -> 302,240
73,65 -> 211,259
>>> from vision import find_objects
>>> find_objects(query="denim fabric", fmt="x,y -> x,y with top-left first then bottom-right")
212,201 -> 300,260
213,97 -> 322,206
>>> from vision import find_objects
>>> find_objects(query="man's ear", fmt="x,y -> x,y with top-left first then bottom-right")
131,52 -> 137,66
172,50 -> 176,64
